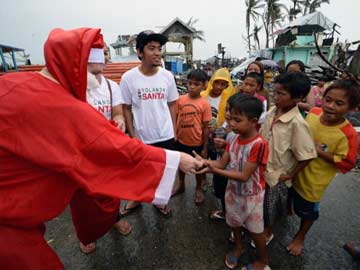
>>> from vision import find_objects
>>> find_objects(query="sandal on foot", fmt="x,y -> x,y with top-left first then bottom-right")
343,241 -> 360,259
225,253 -> 240,269
240,264 -> 272,270
195,189 -> 205,205
79,242 -> 96,254
250,234 -> 274,248
209,210 -> 225,221
153,204 -> 172,217
229,231 -> 244,244
119,202 -> 142,217
113,219 -> 132,236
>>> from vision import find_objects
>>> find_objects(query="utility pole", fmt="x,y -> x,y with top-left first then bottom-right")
218,43 -> 226,67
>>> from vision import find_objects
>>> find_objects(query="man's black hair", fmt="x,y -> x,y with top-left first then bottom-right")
187,69 -> 208,83
273,72 -> 311,99
136,30 -> 167,60
324,79 -> 360,109
228,93 -> 263,119
244,72 -> 264,90
285,60 -> 305,73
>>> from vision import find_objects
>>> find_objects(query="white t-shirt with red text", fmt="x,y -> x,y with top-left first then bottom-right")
120,67 -> 179,144
86,75 -> 122,120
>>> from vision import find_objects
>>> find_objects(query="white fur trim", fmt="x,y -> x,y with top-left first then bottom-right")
88,48 -> 105,63
152,150 -> 180,205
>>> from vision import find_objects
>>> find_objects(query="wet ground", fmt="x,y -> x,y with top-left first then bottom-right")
46,172 -> 360,270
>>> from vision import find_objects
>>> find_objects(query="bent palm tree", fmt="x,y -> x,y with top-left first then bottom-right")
302,0 -> 330,15
246,0 -> 264,50
186,17 -> 205,42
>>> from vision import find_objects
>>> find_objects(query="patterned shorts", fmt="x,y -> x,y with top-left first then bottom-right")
264,182 -> 288,227
225,187 -> 265,234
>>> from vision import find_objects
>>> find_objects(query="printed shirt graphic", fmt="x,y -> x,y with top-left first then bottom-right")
120,67 -> 179,144
207,95 -> 221,127
176,95 -> 212,146
225,134 -> 269,196
86,75 -> 122,120
293,107 -> 358,202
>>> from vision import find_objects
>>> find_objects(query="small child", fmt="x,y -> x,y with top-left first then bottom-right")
197,93 -> 270,270
288,79 -> 360,256
172,69 -> 212,205
260,72 -> 317,245
242,72 -> 268,126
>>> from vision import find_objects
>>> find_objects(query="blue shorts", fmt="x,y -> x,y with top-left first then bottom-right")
290,188 -> 319,221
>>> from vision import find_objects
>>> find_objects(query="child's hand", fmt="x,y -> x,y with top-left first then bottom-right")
213,138 -> 226,149
279,174 -> 292,182
195,160 -> 213,174
200,148 -> 208,159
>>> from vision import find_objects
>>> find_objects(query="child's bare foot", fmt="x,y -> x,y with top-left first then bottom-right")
79,242 -> 96,254
195,189 -> 204,205
171,183 -> 185,197
113,219 -> 132,236
287,236 -> 304,256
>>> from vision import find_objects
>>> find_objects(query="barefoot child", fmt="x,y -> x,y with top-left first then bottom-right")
197,93 -> 270,270
288,79 -> 360,256
172,69 -> 212,204
259,72 -> 317,245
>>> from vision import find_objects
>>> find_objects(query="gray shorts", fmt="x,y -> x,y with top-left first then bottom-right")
264,182 -> 288,227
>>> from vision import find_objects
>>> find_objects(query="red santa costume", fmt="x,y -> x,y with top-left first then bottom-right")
0,28 -> 179,270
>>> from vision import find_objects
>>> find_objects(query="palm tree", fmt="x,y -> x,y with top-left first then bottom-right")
263,0 -> 287,48
253,25 -> 263,50
288,0 -> 303,21
186,17 -> 205,42
245,0 -> 264,51
302,0 -> 330,15
308,0 -> 330,13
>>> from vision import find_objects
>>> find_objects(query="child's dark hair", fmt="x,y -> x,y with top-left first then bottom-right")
228,93 -> 263,120
187,69 -> 208,83
245,61 -> 264,77
245,72 -> 264,90
274,72 -> 311,99
323,79 -> 360,109
286,60 -> 305,73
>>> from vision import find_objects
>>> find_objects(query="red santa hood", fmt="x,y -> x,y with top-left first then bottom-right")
44,27 -> 104,101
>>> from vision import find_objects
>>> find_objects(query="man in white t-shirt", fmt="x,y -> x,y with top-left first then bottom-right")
79,47 -> 130,254
87,48 -> 125,131
120,30 -> 178,217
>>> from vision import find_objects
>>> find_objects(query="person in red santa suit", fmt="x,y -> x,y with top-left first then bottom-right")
0,28 -> 203,270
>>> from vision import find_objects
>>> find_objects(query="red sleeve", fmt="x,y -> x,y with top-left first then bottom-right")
247,140 -> 269,165
0,78 -> 170,203
225,143 -> 230,152
335,124 -> 358,173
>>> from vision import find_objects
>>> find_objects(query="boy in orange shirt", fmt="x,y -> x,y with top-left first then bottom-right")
173,69 -> 212,204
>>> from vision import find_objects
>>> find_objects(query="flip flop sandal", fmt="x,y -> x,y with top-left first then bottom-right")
153,205 -> 172,218
229,230 -> 245,243
240,264 -> 272,270
225,253 -> 240,269
209,210 -> 225,220
343,241 -> 360,259
119,203 -> 142,217
79,242 -> 96,254
250,234 -> 274,248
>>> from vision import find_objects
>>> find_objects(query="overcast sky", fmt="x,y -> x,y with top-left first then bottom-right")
1,0 -> 360,64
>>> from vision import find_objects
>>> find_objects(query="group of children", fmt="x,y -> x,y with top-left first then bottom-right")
173,65 -> 360,270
